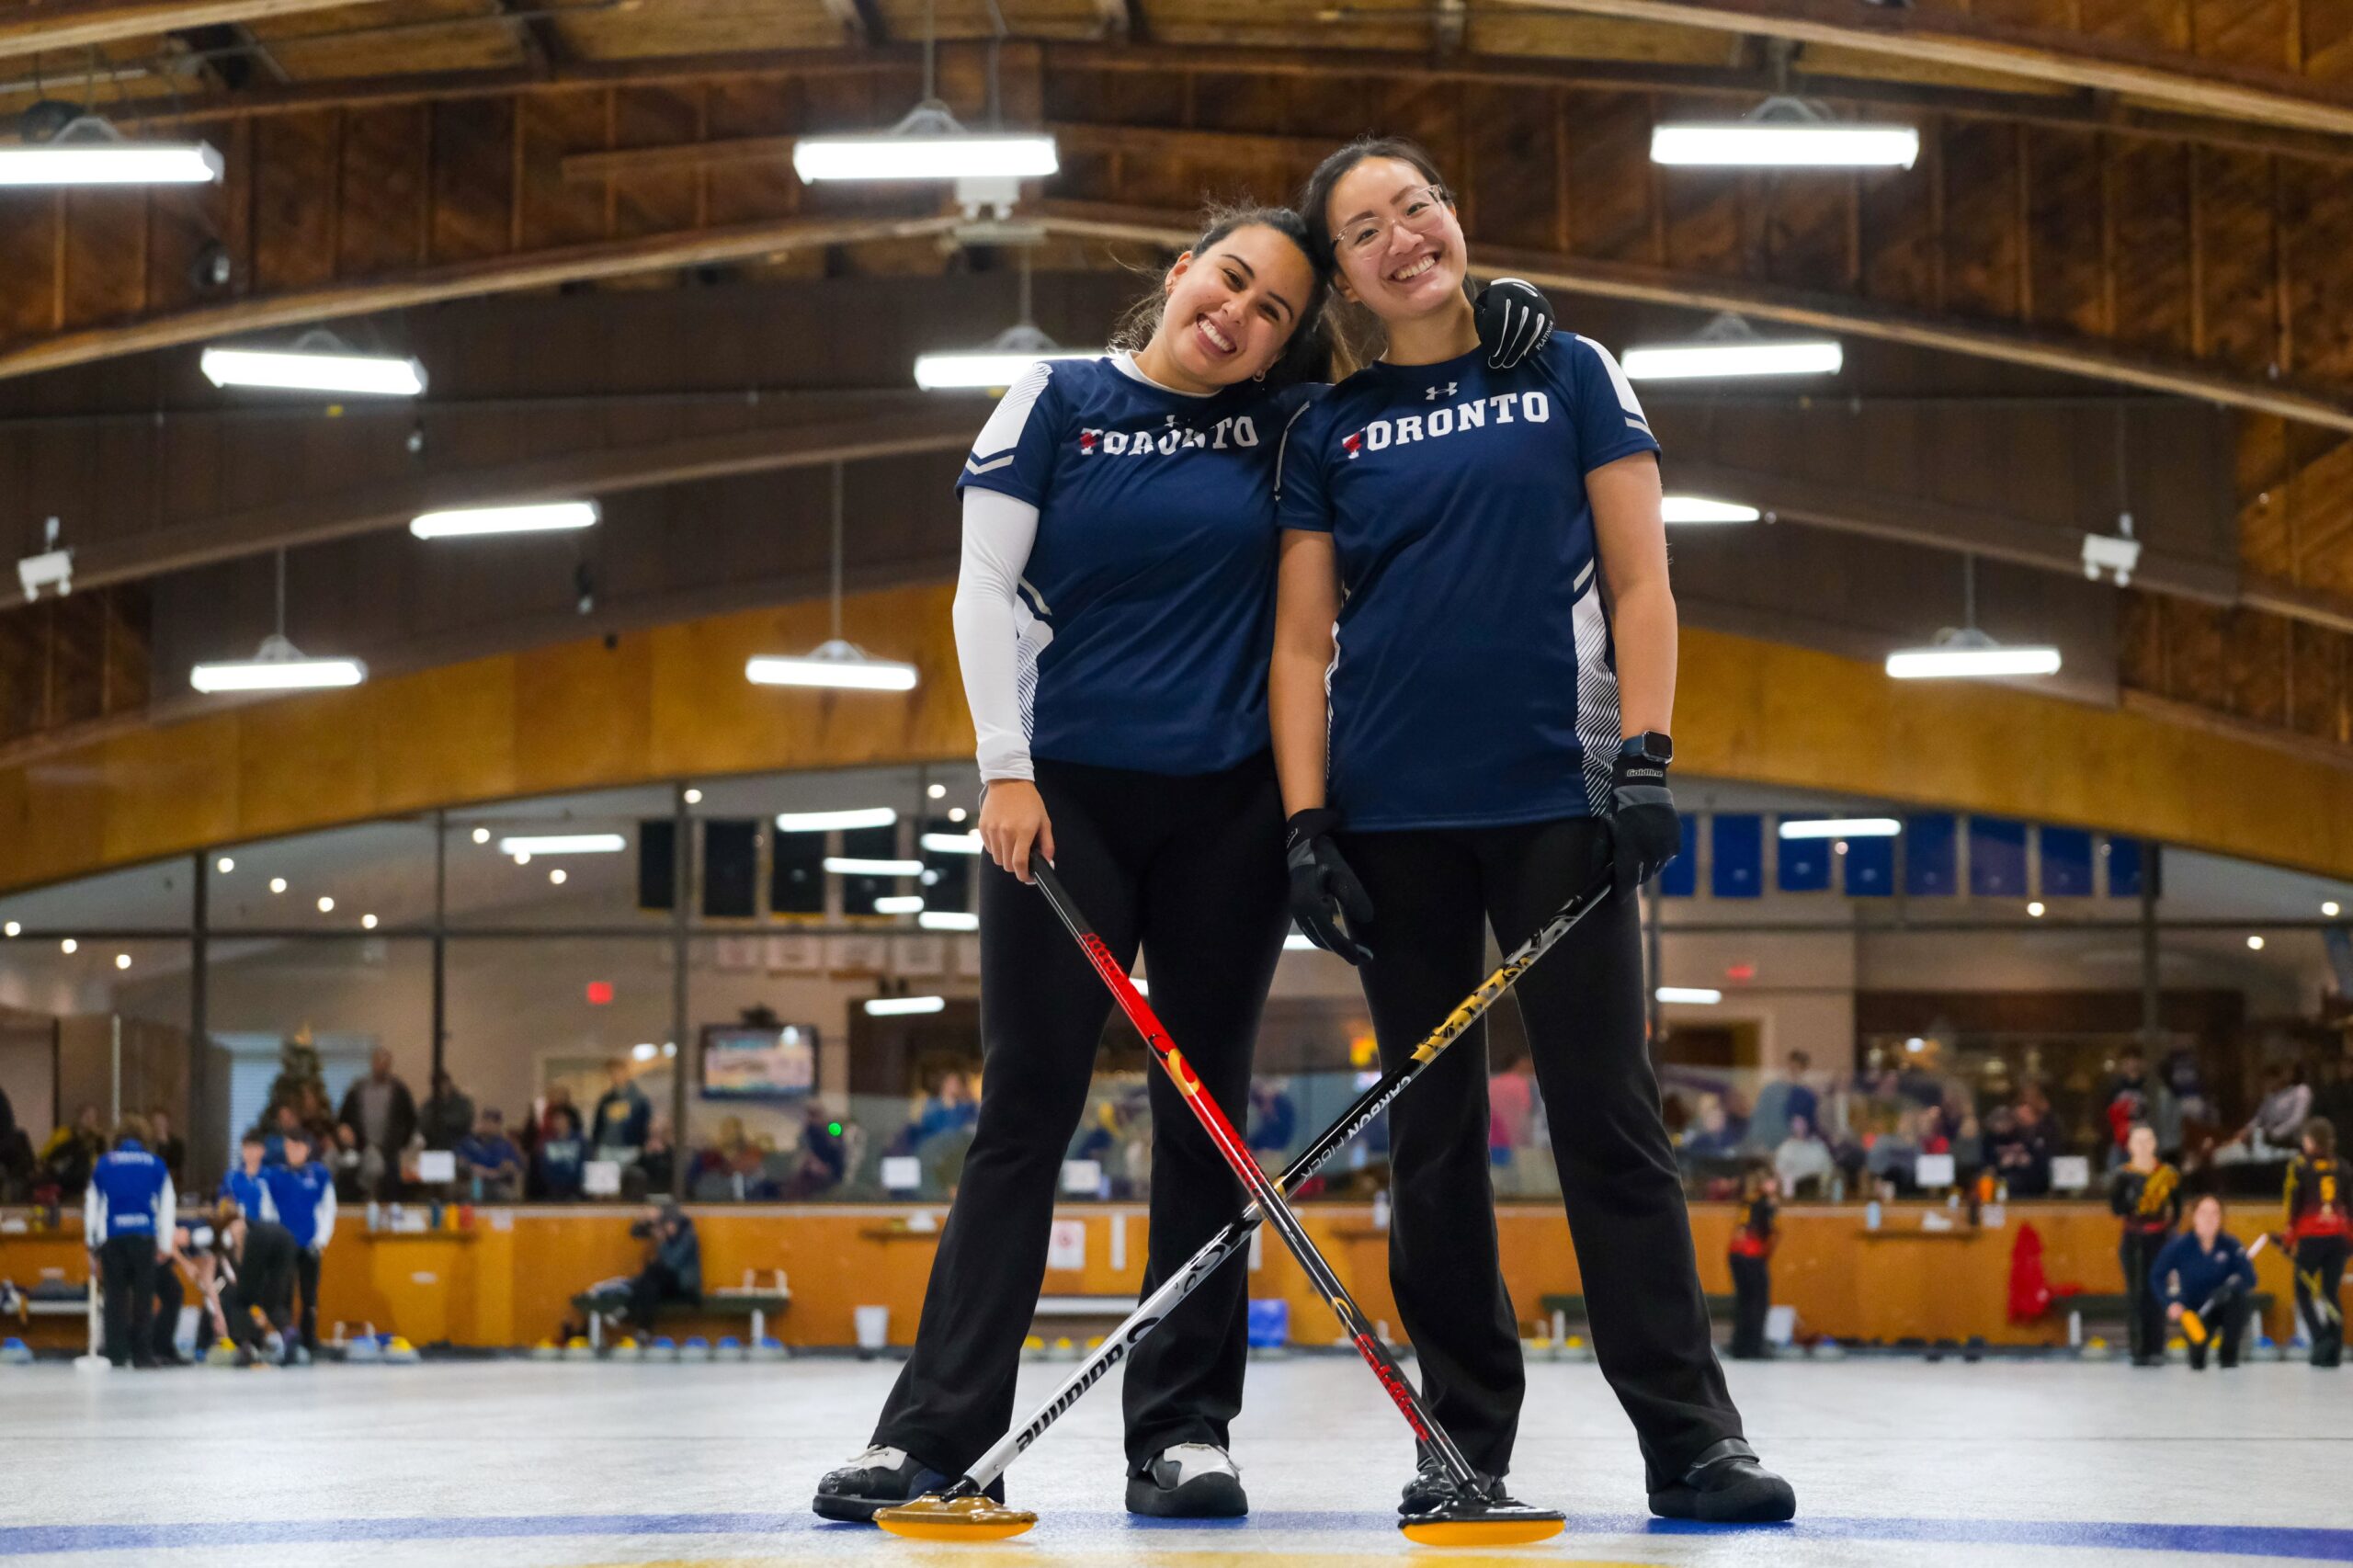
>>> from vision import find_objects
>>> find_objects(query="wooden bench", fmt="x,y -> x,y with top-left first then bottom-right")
1031,1294 -> 1133,1342
572,1288 -> 791,1350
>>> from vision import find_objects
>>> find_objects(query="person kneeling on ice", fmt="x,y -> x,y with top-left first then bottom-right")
2154,1194 -> 2257,1370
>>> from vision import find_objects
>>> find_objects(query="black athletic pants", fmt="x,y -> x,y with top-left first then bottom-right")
1728,1255 -> 1770,1360
2295,1235 -> 2347,1367
293,1247 -> 322,1353
150,1266 -> 185,1362
2184,1283 -> 2248,1370
629,1263 -> 696,1328
2120,1233 -> 2168,1363
873,753 -> 1289,1478
97,1233 -> 157,1368
230,1224 -> 298,1353
1341,817 -> 1743,1489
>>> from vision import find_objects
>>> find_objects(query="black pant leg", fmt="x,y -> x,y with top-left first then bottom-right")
2122,1236 -> 2165,1361
98,1236 -> 139,1365
1728,1256 -> 1768,1359
871,771 -> 1139,1478
1482,818 -> 1742,1488
2300,1237 -> 2348,1366
1120,757 -> 1289,1470
1343,828 -> 1522,1478
151,1267 -> 185,1362
628,1266 -> 665,1327
294,1249 -> 321,1352
2213,1286 -> 2249,1369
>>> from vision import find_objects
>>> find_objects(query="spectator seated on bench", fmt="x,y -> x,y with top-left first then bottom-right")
622,1201 -> 700,1327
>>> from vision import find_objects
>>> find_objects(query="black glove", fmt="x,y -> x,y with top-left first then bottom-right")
1285,808 -> 1375,966
1474,278 -> 1555,369
1608,743 -> 1680,896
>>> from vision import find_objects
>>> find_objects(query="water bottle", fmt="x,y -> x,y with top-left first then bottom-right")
1865,1199 -> 1882,1232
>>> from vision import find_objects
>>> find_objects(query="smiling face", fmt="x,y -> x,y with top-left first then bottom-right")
1324,157 -> 1468,324
1146,223 -> 1314,387
2192,1195 -> 2222,1244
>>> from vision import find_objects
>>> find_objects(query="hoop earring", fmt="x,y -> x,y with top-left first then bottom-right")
1254,369 -> 1267,382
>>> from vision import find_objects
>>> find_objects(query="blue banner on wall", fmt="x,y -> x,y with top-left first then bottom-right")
2040,826 -> 2095,897
1658,815 -> 1699,898
1711,814 -> 1763,900
1904,813 -> 1958,897
1776,819 -> 1833,892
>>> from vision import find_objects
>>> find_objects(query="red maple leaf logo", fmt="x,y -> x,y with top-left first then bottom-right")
1079,431 -> 1098,451
1342,431 -> 1364,459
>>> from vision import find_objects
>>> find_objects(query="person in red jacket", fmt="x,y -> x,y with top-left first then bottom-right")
2282,1117 -> 2349,1368
1727,1163 -> 1778,1361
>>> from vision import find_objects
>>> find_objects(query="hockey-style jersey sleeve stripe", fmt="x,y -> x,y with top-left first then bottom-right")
960,360 -> 1060,504
1572,334 -> 1652,437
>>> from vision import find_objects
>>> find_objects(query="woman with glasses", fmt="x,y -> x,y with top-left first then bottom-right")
1271,137 -> 1794,1524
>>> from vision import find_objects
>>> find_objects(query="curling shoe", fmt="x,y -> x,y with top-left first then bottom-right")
1126,1443 -> 1247,1518
1646,1437 -> 1796,1523
813,1445 -> 1000,1523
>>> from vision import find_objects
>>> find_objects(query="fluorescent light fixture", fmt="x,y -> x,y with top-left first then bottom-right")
921,832 -> 983,856
915,347 -> 1099,391
1779,817 -> 1900,839
1662,495 -> 1761,524
0,116 -> 222,187
865,994 -> 947,1016
825,857 -> 924,876
189,634 -> 367,694
410,501 -> 599,540
631,1042 -> 658,1062
794,131 -> 1057,184
1621,339 -> 1842,381
1885,642 -> 2063,679
497,834 -> 626,856
919,911 -> 980,932
775,806 -> 899,833
199,346 -> 426,397
874,894 -> 926,914
1654,986 -> 1723,1005
746,642 -> 918,692
1652,122 -> 1918,169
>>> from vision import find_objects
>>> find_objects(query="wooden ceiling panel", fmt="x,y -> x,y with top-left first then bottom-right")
1561,87 -> 1655,262
1655,143 -> 1745,280
2107,136 -> 2196,360
699,78 -> 806,225
243,0 -> 527,79
2290,619 -> 2353,742
1856,143 -> 1940,312
1461,85 -> 1562,253
2077,0 -> 2194,53
339,103 -> 433,268
424,94 -> 514,261
1938,117 -> 2025,321
248,109 -> 343,291
2021,126 -> 2108,338
548,0 -> 845,60
1756,162 -> 1853,292
2279,161 -> 2353,381
1467,10 -> 1748,65
608,85 -> 706,239
517,87 -> 612,248
1143,0 -> 1428,53
2190,0 -> 2298,73
2302,0 -> 2353,81
2192,145 -> 2279,367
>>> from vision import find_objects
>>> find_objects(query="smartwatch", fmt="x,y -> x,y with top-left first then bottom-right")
1619,732 -> 1674,766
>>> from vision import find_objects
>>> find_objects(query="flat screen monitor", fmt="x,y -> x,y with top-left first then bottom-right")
700,1024 -> 817,1100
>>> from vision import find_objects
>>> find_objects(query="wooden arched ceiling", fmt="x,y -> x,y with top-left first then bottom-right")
0,0 -> 2348,770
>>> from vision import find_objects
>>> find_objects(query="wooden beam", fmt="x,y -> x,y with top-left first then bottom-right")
0,211 -> 964,383
0,0 -> 355,61
12,400 -> 976,607
1503,0 -> 2353,138
1036,201 -> 2353,435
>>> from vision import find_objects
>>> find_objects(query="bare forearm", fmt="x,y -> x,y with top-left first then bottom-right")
1269,648 -> 1331,814
1611,577 -> 1677,739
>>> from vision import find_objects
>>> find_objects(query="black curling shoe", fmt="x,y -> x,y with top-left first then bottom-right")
1646,1437 -> 1797,1523
813,1445 -> 999,1523
1127,1443 -> 1248,1518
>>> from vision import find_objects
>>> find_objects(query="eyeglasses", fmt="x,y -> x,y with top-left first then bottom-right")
1334,186 -> 1452,257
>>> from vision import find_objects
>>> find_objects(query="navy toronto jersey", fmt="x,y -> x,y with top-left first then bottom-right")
958,355 -> 1318,776
1277,334 -> 1659,830
90,1143 -> 169,1236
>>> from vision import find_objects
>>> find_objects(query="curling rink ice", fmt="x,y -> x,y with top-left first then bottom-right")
3,1354 -> 2348,1568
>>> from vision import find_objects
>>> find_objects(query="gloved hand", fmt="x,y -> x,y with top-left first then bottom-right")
1285,808 -> 1374,966
1608,743 -> 1680,896
1474,278 -> 1555,369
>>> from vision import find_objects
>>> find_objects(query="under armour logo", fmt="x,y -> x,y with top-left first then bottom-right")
1425,382 -> 1457,402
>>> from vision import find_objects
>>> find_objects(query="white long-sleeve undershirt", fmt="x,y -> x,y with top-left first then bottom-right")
952,486 -> 1044,784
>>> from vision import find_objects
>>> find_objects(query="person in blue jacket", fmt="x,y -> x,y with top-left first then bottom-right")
261,1127 -> 335,1362
218,1130 -> 274,1220
2154,1193 -> 2259,1369
85,1114 -> 176,1369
